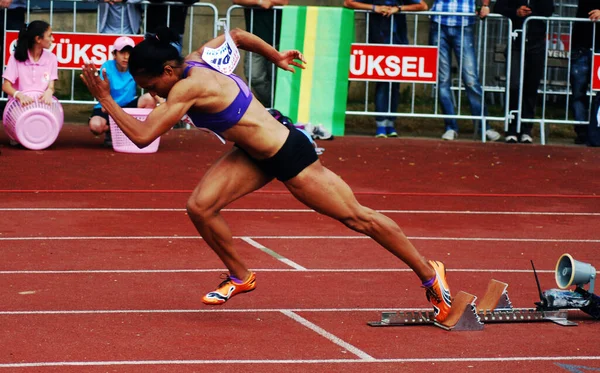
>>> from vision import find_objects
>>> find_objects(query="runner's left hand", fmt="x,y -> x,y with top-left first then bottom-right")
80,62 -> 111,102
276,50 -> 307,73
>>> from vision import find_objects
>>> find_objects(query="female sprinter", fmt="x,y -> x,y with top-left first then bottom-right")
81,27 -> 452,322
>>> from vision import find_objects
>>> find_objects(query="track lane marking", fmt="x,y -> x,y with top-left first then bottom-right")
2,189 -> 600,198
281,310 -> 375,361
1,236 -> 599,242
241,237 -> 306,270
0,268 -> 558,275
0,236 -> 600,243
2,207 -> 600,216
0,356 -> 599,368
0,308 -> 414,315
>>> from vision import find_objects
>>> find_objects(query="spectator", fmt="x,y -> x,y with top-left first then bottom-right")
569,1 -> 600,145
494,0 -> 554,144
429,0 -> 501,142
0,0 -> 26,108
0,0 -> 26,39
97,0 -> 143,35
2,20 -> 57,106
233,0 -> 288,108
88,36 -> 155,147
145,0 -> 197,54
344,0 -> 427,138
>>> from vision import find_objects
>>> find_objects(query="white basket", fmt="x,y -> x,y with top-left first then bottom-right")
108,108 -> 160,154
2,90 -> 64,150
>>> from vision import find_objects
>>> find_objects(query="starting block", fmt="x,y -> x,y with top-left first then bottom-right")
368,279 -> 577,331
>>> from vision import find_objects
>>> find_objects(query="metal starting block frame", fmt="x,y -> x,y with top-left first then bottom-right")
368,279 -> 577,331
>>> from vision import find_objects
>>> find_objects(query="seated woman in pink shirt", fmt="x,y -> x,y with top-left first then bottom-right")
2,20 -> 58,106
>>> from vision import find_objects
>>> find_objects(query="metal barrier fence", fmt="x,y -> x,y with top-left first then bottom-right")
347,11 -> 600,144
516,16 -> 599,144
1,0 -> 219,104
346,10 -> 513,143
3,2 -> 598,144
230,5 -> 599,144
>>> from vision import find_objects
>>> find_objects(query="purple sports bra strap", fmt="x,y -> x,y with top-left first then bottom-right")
183,60 -> 250,97
183,61 -> 210,77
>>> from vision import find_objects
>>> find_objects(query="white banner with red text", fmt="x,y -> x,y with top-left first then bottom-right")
4,31 -> 144,69
349,43 -> 438,83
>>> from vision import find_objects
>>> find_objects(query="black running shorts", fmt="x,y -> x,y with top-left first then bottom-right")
242,127 -> 318,182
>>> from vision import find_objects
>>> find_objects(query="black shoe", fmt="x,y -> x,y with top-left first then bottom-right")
103,131 -> 113,148
505,135 -> 518,143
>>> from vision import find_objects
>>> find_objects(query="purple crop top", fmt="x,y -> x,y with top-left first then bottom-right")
182,61 -> 253,134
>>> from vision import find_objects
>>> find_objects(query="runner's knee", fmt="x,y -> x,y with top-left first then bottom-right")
186,191 -> 219,221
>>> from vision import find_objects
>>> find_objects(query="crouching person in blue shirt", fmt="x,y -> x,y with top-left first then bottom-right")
88,36 -> 156,147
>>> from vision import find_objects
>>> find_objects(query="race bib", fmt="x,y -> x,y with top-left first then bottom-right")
201,25 -> 240,75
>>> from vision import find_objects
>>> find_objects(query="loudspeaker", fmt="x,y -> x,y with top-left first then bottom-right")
555,253 -> 596,293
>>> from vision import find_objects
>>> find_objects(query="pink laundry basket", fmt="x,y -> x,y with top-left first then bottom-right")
108,108 -> 160,154
2,90 -> 64,150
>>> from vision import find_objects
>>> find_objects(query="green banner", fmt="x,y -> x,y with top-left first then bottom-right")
274,6 -> 354,136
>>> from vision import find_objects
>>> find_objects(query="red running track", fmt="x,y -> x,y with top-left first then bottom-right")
1,125 -> 599,372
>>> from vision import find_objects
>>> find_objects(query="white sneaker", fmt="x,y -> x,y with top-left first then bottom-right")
312,124 -> 333,140
520,134 -> 533,144
441,129 -> 457,141
485,129 -> 501,142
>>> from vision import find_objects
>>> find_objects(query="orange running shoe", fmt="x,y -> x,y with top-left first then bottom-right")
202,272 -> 256,305
424,260 -> 452,322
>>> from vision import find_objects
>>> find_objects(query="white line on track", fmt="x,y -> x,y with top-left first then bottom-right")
2,207 -> 600,216
0,268 -> 557,275
0,308 -> 409,315
1,235 -> 599,242
241,237 -> 306,270
281,310 -> 375,361
0,356 -> 599,368
0,308 -> 411,315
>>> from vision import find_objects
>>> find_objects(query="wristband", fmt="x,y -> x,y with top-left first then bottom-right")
372,4 -> 376,12
13,90 -> 20,98
481,5 -> 489,8
397,5 -> 402,12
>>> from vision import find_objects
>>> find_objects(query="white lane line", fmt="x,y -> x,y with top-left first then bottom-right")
1,235 -> 599,243
2,207 -> 600,216
241,237 -> 306,270
0,268 -> 557,275
0,356 -> 599,368
280,310 -> 375,361
0,308 -> 408,315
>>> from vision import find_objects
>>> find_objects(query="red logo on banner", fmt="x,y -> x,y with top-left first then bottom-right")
4,31 -> 144,69
593,54 -> 600,91
349,43 -> 438,83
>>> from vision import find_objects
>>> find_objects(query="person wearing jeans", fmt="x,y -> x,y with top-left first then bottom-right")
569,1 -> 600,145
344,0 -> 428,138
429,0 -> 500,142
569,49 -> 592,144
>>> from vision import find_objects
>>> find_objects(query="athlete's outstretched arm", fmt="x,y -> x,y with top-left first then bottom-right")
197,28 -> 306,73
81,62 -> 195,148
